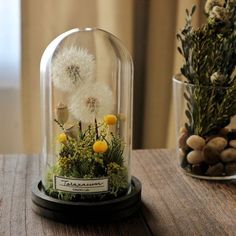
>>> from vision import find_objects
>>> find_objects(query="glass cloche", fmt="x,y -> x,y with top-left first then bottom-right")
40,28 -> 133,202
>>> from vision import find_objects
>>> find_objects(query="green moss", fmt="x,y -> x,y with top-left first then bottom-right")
107,164 -> 129,196
44,120 -> 129,202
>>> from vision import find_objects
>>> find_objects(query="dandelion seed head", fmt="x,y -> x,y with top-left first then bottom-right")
51,46 -> 95,92
86,97 -> 100,113
66,64 -> 81,84
69,82 -> 114,123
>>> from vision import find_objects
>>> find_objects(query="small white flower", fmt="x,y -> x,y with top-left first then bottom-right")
209,6 -> 228,21
51,46 -> 95,92
210,72 -> 224,84
205,0 -> 225,14
69,82 -> 114,123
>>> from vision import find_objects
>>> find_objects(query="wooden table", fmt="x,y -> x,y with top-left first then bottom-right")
0,150 -> 236,236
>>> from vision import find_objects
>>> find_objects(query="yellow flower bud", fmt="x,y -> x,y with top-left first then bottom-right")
104,114 -> 117,125
93,140 -> 108,153
58,133 -> 67,144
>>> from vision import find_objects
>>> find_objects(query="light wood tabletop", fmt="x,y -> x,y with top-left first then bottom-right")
0,150 -> 236,236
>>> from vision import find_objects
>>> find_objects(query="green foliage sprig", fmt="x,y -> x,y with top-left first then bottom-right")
177,1 -> 236,136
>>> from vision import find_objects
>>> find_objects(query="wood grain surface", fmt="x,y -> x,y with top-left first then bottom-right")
0,150 -> 236,236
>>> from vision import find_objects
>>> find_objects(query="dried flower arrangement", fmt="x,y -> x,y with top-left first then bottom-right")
44,46 -> 129,201
176,0 -> 236,177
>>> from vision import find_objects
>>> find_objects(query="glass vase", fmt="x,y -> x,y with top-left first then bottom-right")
40,28 -> 133,201
173,74 -> 236,180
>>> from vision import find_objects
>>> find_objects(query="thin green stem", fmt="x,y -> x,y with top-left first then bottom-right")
54,119 -> 65,131
95,118 -> 99,140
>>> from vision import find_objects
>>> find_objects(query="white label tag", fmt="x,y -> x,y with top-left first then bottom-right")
53,176 -> 109,194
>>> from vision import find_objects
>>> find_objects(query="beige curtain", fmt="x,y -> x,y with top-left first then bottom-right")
21,0 -> 205,153
142,0 -> 205,148
22,0 -> 97,153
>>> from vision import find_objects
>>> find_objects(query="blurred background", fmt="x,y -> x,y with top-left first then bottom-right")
0,0 -> 206,154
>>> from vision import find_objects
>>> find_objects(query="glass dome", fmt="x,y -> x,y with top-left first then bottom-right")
40,28 -> 133,201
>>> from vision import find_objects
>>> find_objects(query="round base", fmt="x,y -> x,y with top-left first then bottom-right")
32,176 -> 142,223
184,171 -> 236,181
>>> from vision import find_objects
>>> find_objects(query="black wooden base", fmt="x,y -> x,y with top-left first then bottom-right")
31,176 -> 142,223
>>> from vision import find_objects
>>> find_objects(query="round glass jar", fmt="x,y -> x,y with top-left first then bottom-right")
40,28 -> 133,201
173,74 -> 236,180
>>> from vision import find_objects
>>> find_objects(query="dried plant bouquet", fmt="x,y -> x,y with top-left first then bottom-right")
176,0 -> 236,177
43,46 -> 129,201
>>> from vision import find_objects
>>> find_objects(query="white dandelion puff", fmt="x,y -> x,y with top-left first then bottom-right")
51,46 -> 95,92
69,82 -> 114,123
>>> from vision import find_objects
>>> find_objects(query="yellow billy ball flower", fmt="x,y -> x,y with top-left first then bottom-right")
93,140 -> 108,153
58,133 -> 67,143
104,114 -> 117,125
